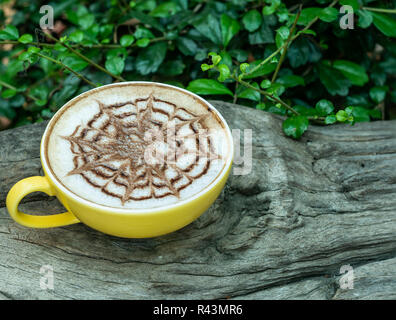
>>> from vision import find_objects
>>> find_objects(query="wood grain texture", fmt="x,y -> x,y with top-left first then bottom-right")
0,101 -> 395,300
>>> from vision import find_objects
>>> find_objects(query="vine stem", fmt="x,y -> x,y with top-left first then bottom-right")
271,5 -> 302,83
0,79 -> 39,101
362,7 -> 396,14
0,40 -> 122,48
34,52 -> 97,87
243,0 -> 339,79
0,37 -> 167,49
42,32 -> 127,82
229,73 -> 299,116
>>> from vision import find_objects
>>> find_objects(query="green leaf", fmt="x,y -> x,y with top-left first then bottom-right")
371,12 -> 396,38
297,8 -> 323,26
120,34 -> 135,47
277,26 -> 290,40
357,10 -> 373,28
54,42 -> 68,52
0,25 -> 19,40
260,79 -> 271,89
220,14 -> 240,48
350,106 -> 371,122
248,17 -> 275,45
266,83 -> 285,97
124,10 -> 165,32
243,60 -> 277,79
105,56 -> 125,75
136,38 -> 150,47
340,0 -> 359,11
333,60 -> 369,86
79,14 -> 95,30
50,74 -> 81,109
134,27 -> 154,39
186,79 -> 233,96
106,48 -> 127,60
209,52 -> 221,66
176,37 -> 198,56
325,115 -> 337,124
0,100 -> 16,119
277,75 -> 305,88
201,64 -> 213,72
318,62 -> 351,96
158,60 -> 185,76
69,30 -> 84,43
369,108 -> 382,119
18,34 -> 33,44
9,94 -> 25,108
369,86 -> 388,103
315,99 -> 334,116
336,110 -> 347,122
292,105 -> 318,117
298,29 -> 317,36
193,14 -> 222,45
60,54 -> 89,72
282,116 -> 309,139
242,10 -> 262,32
30,86 -> 49,101
217,64 -> 230,82
135,42 -> 167,75
28,46 -> 40,54
237,82 -> 260,101
319,7 -> 339,23
287,37 -> 322,68
229,49 -> 248,62
1,89 -> 17,99
150,1 -> 181,18
262,0 -> 280,16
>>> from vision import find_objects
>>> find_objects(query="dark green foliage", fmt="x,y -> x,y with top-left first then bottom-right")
0,0 -> 395,137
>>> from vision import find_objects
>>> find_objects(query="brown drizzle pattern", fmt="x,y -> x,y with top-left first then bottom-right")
62,94 -> 221,205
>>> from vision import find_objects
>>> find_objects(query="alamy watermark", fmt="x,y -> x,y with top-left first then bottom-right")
339,5 -> 354,30
39,265 -> 54,290
339,264 -> 354,290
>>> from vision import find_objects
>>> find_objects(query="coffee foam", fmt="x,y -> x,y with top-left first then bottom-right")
46,83 -> 231,209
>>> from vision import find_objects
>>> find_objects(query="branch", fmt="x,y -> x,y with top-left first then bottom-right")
362,7 -> 396,14
229,74 -> 299,116
34,52 -> 97,87
0,79 -> 39,102
0,37 -> 167,49
243,0 -> 339,79
271,5 -> 302,83
43,33 -> 127,82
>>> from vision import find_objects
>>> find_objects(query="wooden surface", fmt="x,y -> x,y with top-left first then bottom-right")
0,101 -> 395,300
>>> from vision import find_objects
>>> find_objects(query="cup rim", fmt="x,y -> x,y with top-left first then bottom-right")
40,81 -> 234,215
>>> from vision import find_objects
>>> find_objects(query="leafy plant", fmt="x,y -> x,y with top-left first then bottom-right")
0,0 -> 395,137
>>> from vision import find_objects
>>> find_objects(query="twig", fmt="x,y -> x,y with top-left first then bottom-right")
0,79 -> 41,102
362,7 -> 396,14
229,73 -> 299,116
34,52 -> 97,87
0,40 -> 127,48
42,32 -> 126,82
243,0 -> 339,79
233,81 -> 238,104
271,5 -> 302,83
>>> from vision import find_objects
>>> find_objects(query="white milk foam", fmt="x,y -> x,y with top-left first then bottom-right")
46,83 -> 231,209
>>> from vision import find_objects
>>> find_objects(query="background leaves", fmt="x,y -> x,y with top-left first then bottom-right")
0,0 -> 395,133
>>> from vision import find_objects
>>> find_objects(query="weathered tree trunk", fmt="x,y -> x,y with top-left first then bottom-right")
0,101 -> 395,300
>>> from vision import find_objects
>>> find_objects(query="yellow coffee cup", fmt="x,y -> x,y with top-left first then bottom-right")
6,82 -> 234,238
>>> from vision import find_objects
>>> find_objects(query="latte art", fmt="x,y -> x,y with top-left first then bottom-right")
63,94 -> 221,204
46,83 -> 231,209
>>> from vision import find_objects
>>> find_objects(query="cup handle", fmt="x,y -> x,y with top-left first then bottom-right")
6,176 -> 80,228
